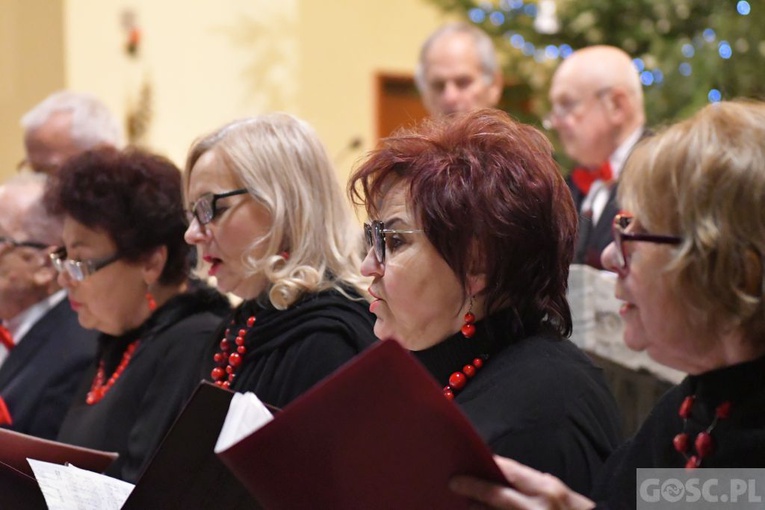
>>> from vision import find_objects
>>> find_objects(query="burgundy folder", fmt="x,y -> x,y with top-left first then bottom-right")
216,340 -> 507,510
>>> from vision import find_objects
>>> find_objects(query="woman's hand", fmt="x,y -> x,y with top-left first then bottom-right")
450,456 -> 596,510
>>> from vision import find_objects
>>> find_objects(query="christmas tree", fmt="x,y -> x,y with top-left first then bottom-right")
428,0 -> 764,125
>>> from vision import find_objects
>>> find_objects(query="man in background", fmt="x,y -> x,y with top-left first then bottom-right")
416,22 -> 503,118
546,45 -> 647,268
0,173 -> 97,439
20,90 -> 124,175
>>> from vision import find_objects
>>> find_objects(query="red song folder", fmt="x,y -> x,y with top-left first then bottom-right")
216,339 -> 507,510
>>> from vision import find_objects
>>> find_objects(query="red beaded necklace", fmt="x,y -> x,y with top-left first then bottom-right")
443,355 -> 488,400
86,340 -> 140,405
211,315 -> 256,388
673,395 -> 733,469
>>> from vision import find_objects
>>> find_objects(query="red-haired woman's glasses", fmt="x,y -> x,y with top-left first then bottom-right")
364,221 -> 422,265
612,214 -> 682,268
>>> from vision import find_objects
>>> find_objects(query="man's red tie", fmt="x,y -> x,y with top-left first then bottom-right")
570,160 -> 613,195
0,325 -> 14,351
0,396 -> 12,426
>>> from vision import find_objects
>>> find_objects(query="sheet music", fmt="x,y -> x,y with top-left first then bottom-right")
28,459 -> 134,510
214,391 -> 274,453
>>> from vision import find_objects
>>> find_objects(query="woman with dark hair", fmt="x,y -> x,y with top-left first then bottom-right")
48,147 -> 230,483
349,108 -> 622,495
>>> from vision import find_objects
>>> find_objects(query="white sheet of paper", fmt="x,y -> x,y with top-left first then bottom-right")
214,391 -> 274,453
27,458 -> 134,510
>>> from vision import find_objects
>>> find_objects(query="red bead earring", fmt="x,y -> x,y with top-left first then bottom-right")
461,297 -> 476,339
145,292 -> 157,312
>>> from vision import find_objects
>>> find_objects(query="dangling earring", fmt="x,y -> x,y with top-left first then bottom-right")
145,292 -> 157,312
280,251 -> 290,261
461,296 -> 476,339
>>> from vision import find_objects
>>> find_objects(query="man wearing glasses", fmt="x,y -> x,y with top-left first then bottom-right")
546,45 -> 647,269
19,90 -> 124,176
0,174 -> 97,439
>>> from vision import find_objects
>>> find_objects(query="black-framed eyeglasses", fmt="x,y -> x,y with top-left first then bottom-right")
612,213 -> 682,269
49,247 -> 121,282
364,220 -> 423,265
0,236 -> 49,251
542,87 -> 613,130
187,188 -> 248,226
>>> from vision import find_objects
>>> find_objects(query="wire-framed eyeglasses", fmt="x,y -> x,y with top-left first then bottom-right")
0,236 -> 49,251
49,247 -> 121,282
187,188 -> 248,226
612,213 -> 682,268
364,220 -> 423,265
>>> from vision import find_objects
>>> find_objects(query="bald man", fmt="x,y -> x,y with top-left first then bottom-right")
416,23 -> 503,118
546,45 -> 647,268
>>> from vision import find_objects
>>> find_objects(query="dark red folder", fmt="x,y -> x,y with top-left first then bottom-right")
216,340 -> 507,510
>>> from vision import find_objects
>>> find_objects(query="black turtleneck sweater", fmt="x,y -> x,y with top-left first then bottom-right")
592,354 -> 765,510
413,310 -> 623,496
56,285 -> 231,483
202,289 -> 377,409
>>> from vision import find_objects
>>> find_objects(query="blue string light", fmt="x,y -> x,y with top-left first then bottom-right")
545,45 -> 560,59
522,42 -> 535,56
718,41 -> 733,59
559,44 -> 573,58
703,28 -> 716,42
509,34 -> 525,49
490,11 -> 505,25
681,44 -> 695,58
708,89 -> 722,102
633,58 -> 646,72
679,63 -> 692,76
737,1 -> 751,15
640,70 -> 655,86
469,8 -> 486,23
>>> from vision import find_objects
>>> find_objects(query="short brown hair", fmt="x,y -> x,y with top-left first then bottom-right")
350,109 -> 577,336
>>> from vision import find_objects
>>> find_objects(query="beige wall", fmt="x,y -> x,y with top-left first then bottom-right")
0,0 -> 66,177
0,0 -> 448,182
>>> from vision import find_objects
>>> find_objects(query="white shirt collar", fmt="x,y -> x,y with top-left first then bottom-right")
608,126 -> 644,179
5,289 -> 68,346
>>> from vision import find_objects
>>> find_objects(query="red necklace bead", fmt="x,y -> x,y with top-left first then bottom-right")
674,395 -> 732,469
211,315 -> 256,387
86,340 -> 140,405
442,354 -> 488,400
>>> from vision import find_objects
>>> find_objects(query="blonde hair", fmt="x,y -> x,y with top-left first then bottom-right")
620,100 -> 765,339
185,113 -> 368,309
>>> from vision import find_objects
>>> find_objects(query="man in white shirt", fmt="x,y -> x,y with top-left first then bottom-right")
0,173 -> 97,439
546,45 -> 647,268
416,22 -> 504,118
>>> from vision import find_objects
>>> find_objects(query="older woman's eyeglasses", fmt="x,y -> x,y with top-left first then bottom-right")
187,188 -> 248,226
0,237 -> 49,251
364,221 -> 423,265
612,213 -> 682,268
49,247 -> 120,282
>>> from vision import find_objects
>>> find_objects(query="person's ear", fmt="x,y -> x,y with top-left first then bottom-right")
142,246 -> 168,286
467,272 -> 487,297
604,87 -> 630,122
487,71 -> 504,108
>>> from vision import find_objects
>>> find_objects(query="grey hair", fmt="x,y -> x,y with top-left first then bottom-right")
415,22 -> 499,94
21,90 -> 124,149
1,173 -> 63,246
